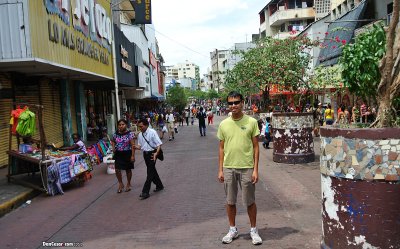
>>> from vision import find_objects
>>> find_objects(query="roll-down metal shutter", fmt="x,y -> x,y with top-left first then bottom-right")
39,79 -> 64,147
0,73 -> 13,167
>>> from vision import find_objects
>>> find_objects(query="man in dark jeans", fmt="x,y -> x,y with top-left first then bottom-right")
135,118 -> 164,200
196,107 -> 207,136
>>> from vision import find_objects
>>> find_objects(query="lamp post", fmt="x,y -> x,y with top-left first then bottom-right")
110,0 -> 130,121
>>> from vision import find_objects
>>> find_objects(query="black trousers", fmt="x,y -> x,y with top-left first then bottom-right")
142,151 -> 163,194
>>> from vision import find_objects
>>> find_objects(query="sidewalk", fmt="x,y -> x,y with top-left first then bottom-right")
0,166 -> 39,217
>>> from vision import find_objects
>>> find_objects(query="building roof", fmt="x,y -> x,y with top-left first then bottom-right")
258,0 -> 278,14
317,0 -> 368,66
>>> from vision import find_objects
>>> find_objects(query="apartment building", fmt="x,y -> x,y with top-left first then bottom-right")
165,61 -> 200,89
210,49 -> 230,92
259,0 -> 316,39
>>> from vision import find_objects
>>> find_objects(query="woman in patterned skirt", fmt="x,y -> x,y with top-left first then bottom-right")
111,119 -> 136,193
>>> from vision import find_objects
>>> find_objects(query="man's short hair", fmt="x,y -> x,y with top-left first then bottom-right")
226,91 -> 243,102
138,118 -> 149,126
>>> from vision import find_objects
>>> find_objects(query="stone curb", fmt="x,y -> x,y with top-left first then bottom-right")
0,189 -> 39,218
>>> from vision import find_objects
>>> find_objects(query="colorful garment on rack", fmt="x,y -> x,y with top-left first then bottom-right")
87,139 -> 110,165
9,106 -> 27,135
16,108 -> 36,136
57,157 -> 72,184
47,161 -> 64,196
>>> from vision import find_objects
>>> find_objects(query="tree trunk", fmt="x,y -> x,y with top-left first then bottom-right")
377,0 -> 399,127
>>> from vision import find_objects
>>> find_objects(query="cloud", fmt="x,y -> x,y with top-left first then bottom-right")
152,0 -> 265,74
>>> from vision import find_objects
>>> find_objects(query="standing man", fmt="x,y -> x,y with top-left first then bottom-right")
184,109 -> 190,126
217,91 -> 262,245
136,118 -> 164,200
196,107 -> 207,136
165,109 -> 175,141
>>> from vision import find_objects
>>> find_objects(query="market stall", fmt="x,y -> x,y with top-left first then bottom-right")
7,103 -> 91,195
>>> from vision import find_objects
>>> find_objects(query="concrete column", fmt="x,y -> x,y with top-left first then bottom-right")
75,81 -> 87,141
60,79 -> 73,145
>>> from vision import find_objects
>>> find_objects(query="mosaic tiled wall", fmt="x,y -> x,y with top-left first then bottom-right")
320,136 -> 400,182
272,113 -> 313,129
272,113 -> 314,163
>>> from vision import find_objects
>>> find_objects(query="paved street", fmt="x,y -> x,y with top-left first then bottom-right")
0,115 -> 322,249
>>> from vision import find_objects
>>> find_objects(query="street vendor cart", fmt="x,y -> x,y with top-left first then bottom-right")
7,103 -> 90,194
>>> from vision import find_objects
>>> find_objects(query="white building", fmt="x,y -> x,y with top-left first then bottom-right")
259,0 -> 316,39
165,61 -> 200,80
210,49 -> 230,92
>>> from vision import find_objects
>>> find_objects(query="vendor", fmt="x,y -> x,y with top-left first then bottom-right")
58,133 -> 87,153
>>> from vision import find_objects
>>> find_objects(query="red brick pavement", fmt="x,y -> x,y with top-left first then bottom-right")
0,115 -> 322,249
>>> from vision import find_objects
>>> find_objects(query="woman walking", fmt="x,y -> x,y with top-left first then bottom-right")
111,119 -> 136,193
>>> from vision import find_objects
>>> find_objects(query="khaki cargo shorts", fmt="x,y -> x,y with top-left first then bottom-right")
167,122 -> 174,132
223,168 -> 255,207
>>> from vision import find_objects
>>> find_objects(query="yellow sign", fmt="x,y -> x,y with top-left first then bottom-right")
29,0 -> 114,79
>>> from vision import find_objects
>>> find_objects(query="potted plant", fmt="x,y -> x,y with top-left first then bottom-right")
319,2 -> 400,248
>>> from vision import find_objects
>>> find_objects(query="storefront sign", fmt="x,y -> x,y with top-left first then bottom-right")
132,0 -> 152,24
120,45 -> 132,72
114,26 -> 138,87
28,0 -> 113,79
44,0 -> 111,65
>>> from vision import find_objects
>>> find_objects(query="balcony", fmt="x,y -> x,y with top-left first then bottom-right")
273,32 -> 292,39
260,21 -> 267,33
269,7 -> 315,26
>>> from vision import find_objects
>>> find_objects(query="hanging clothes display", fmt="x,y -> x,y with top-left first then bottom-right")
9,106 -> 27,135
16,108 -> 36,136
47,161 -> 64,196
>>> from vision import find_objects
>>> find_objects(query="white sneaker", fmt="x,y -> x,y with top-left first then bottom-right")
222,228 -> 239,244
250,229 -> 262,245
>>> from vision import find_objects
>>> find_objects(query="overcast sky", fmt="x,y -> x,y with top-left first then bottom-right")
152,0 -> 266,75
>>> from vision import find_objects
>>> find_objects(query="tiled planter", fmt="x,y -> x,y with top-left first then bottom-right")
272,113 -> 315,163
320,127 -> 400,249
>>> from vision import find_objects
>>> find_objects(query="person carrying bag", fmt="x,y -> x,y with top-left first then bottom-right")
135,118 -> 164,200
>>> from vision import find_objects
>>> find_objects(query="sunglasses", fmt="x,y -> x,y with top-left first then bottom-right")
227,100 -> 242,106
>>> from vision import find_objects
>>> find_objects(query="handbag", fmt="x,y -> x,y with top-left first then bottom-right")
141,133 -> 164,161
69,154 -> 89,178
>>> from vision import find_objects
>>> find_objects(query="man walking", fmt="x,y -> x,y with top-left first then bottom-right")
165,109 -> 175,141
184,109 -> 190,126
196,107 -> 207,136
217,91 -> 262,245
136,118 -> 164,200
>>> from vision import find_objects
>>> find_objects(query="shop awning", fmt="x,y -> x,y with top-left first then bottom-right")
150,93 -> 165,101
317,0 -> 368,66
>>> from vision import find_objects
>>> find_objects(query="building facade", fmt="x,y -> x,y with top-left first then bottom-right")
0,0 -> 115,167
259,0 -> 316,39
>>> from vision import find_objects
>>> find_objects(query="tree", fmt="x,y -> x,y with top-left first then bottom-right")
224,36 -> 314,109
166,85 -> 187,112
340,23 -> 386,104
207,88 -> 219,99
376,0 -> 400,127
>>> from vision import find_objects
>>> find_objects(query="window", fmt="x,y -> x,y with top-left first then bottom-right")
280,23 -> 286,32
219,54 -> 225,59
260,12 -> 265,24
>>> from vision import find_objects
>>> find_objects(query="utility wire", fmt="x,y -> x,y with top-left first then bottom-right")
145,25 -> 210,58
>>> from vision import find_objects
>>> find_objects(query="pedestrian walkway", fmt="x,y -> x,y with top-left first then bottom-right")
0,115 -> 322,248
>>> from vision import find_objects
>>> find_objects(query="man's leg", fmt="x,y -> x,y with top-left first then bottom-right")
247,203 -> 257,228
227,204 -> 237,226
141,154 -> 153,195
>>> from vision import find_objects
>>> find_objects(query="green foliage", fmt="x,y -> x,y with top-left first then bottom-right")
340,24 -> 386,102
311,65 -> 344,96
207,88 -> 219,99
166,85 -> 187,111
224,36 -> 313,97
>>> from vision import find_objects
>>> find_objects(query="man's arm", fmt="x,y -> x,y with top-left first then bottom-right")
130,136 -> 136,162
218,140 -> 225,183
251,136 -> 260,184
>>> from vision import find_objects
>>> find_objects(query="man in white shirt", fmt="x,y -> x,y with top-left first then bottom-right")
136,118 -> 164,200
165,109 -> 175,141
